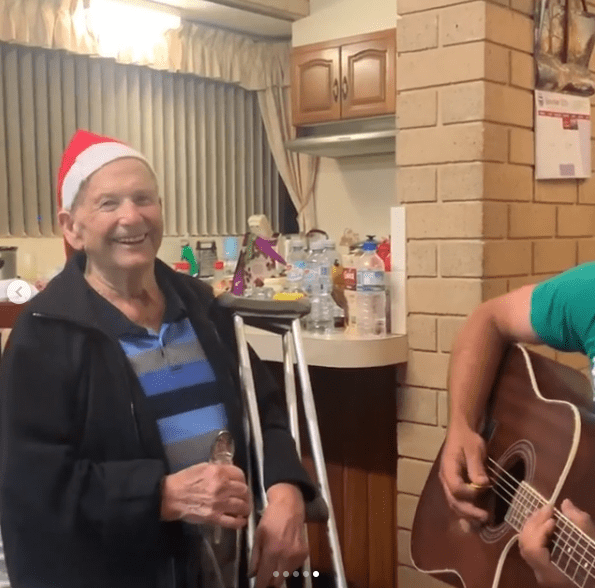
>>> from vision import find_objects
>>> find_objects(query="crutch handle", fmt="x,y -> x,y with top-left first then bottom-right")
218,293 -> 311,319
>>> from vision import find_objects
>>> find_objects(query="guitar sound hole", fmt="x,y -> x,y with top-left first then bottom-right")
490,458 -> 525,526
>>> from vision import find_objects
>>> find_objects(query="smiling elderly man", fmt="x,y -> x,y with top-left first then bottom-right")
0,130 -> 315,588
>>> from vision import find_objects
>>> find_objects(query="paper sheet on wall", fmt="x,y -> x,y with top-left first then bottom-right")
535,90 -> 592,179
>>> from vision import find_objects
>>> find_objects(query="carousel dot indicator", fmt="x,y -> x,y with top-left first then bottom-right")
303,571 -> 309,577
273,571 -> 279,578
293,571 -> 299,577
283,571 -> 289,578
313,571 -> 320,577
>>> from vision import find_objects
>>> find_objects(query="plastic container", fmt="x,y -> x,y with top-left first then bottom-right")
304,240 -> 334,334
285,239 -> 307,293
355,240 -> 386,337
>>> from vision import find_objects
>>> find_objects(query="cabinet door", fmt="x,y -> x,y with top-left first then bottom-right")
340,29 -> 396,120
291,47 -> 341,126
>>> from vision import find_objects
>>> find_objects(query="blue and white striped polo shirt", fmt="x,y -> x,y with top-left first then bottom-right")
89,277 -> 228,472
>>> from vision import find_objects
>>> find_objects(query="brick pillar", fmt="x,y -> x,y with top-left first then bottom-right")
395,1 -> 595,586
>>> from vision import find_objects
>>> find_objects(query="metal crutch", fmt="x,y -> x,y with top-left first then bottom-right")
218,293 -> 348,588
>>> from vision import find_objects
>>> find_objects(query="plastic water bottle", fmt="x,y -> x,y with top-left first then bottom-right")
304,240 -> 334,333
356,240 -> 386,337
285,239 -> 307,293
322,239 -> 344,327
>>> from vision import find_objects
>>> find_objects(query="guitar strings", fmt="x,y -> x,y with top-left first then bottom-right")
482,463 -> 595,583
477,457 -> 595,581
486,458 -> 595,554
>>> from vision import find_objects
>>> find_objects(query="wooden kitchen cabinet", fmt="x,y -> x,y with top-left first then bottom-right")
291,29 -> 396,126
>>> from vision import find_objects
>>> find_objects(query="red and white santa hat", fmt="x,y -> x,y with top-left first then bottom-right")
57,129 -> 153,211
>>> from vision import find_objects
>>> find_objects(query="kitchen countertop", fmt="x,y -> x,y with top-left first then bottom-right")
246,326 -> 407,368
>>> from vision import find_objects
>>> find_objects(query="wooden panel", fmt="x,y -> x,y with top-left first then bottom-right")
291,47 -> 341,126
266,362 -> 397,588
340,29 -> 396,120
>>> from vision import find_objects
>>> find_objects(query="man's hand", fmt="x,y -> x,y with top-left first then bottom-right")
249,483 -> 308,588
439,423 -> 491,525
160,462 -> 251,528
519,499 -> 595,588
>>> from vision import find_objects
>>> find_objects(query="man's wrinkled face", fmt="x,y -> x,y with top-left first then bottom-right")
61,157 -> 163,272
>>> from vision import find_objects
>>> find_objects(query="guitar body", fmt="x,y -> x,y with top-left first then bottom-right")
411,344 -> 595,588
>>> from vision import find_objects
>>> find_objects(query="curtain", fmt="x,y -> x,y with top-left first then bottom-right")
0,0 -> 320,231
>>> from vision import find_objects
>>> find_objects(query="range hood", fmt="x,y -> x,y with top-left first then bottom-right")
285,115 -> 396,158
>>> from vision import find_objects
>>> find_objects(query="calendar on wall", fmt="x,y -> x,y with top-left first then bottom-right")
535,89 -> 592,180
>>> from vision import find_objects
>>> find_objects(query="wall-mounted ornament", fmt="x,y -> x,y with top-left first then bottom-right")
535,0 -> 595,95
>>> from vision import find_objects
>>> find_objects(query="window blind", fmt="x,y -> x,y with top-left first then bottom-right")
0,41 -> 281,238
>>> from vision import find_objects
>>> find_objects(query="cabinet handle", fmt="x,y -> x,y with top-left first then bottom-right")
342,76 -> 348,100
332,78 -> 339,102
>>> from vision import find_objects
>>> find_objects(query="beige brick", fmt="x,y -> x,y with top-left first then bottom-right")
408,241 -> 438,276
557,351 -> 590,371
486,2 -> 533,52
485,42 -> 510,84
440,2 -> 485,46
400,350 -> 451,389
535,180 -> 578,203
398,566 -> 452,588
526,343 -> 558,360
398,12 -> 439,52
398,123 -> 507,166
484,240 -> 532,276
485,83 -> 533,127
483,277 -> 509,301
398,42 -> 506,91
440,241 -> 483,277
398,166 -> 438,203
508,274 -> 550,290
484,163 -> 533,201
398,386 -> 438,425
578,238 -> 595,263
439,162 -> 483,201
441,82 -> 484,125
438,316 -> 467,353
408,278 -> 482,315
510,49 -> 534,89
557,206 -> 595,237
399,0 -> 474,14
397,458 -> 433,495
407,314 -> 438,350
483,201 -> 509,238
579,176 -> 595,204
438,390 -> 449,426
398,89 -> 438,129
533,239 -> 577,274
398,529 -> 413,566
407,202 -> 483,238
511,0 -> 534,15
485,123 -> 510,162
398,422 -> 446,461
509,203 -> 556,237
397,493 -> 420,530
510,128 -> 535,165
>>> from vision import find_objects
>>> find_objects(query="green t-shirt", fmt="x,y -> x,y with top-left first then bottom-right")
531,262 -> 595,388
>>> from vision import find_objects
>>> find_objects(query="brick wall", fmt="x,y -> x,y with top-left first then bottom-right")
396,0 -> 595,586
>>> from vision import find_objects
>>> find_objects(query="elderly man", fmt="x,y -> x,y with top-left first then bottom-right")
0,130 -> 316,588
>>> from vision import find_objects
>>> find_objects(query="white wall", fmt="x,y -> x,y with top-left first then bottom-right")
292,0 -> 397,46
292,0 -> 397,250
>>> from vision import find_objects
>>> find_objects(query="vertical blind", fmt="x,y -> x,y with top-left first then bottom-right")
0,41 -> 281,238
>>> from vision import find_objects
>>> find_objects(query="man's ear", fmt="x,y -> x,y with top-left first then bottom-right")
57,209 -> 83,252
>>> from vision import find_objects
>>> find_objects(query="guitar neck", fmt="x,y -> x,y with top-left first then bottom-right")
506,482 -> 595,588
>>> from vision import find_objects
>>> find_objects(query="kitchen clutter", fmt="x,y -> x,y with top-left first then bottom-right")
173,219 -> 393,338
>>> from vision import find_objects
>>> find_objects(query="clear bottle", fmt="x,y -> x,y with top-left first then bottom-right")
304,240 -> 334,334
285,239 -> 307,293
322,239 -> 344,327
356,240 -> 387,337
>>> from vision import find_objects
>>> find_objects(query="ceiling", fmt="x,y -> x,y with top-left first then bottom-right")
147,0 -> 293,38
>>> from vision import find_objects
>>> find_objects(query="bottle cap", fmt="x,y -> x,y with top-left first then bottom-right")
214,260 -> 225,270
362,241 -> 377,251
310,240 -> 325,250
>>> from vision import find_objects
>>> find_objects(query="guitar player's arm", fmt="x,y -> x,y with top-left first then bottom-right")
439,283 -> 541,523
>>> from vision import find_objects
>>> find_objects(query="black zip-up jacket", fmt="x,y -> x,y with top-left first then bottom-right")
0,251 -> 315,588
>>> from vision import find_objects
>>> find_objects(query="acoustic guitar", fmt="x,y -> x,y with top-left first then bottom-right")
411,343 -> 595,588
